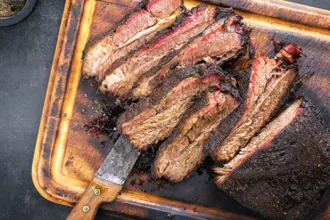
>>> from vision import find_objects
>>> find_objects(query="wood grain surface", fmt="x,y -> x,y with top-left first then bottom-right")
202,0 -> 330,29
67,177 -> 122,220
32,0 -> 330,219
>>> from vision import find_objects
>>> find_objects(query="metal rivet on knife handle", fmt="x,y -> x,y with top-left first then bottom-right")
94,188 -> 101,196
82,205 -> 90,213
67,136 -> 140,219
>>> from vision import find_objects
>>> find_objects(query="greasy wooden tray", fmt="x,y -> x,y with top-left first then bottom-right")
32,0 -> 330,219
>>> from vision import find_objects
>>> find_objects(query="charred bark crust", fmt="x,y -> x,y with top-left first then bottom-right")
217,99 -> 330,220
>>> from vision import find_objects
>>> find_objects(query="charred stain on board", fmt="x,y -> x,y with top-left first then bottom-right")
127,171 -> 172,192
65,160 -> 73,167
79,78 -> 125,140
42,146 -> 51,160
133,145 -> 161,172
128,144 -> 173,190
58,63 -> 69,75
50,77 -> 63,116
66,2 -> 83,44
42,167 -> 50,178
83,100 -> 124,137
196,156 -> 215,181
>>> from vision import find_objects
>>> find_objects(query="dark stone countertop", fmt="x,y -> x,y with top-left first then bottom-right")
0,0 -> 329,219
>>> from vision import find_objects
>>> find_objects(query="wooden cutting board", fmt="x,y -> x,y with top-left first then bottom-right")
32,0 -> 330,219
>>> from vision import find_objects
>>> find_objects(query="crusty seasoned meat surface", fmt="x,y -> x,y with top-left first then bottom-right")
215,98 -> 304,184
132,9 -> 249,97
154,91 -> 239,182
83,0 -> 183,80
121,73 -> 223,149
215,98 -> 330,220
213,44 -> 303,162
100,5 -> 221,97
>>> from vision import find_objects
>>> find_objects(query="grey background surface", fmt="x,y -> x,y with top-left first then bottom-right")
0,0 -> 329,219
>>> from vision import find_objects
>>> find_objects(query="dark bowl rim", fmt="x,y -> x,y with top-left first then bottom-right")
0,0 -> 38,27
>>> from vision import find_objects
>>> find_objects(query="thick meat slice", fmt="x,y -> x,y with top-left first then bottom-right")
146,0 -> 182,18
154,91 -> 239,182
132,10 -> 249,97
83,0 -> 183,80
203,67 -> 251,157
121,73 -> 222,149
215,99 -> 330,220
215,98 -> 304,183
214,44 -> 303,162
100,5 -> 220,97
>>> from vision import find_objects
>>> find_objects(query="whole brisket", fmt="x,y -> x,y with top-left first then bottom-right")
215,98 -> 330,220
83,0 -> 183,80
213,43 -> 303,162
132,9 -> 249,97
154,91 -> 239,182
121,73 -> 223,150
100,5 -> 222,97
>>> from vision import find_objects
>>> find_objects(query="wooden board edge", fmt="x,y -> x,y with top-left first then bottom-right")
31,0 -> 74,206
31,0 -> 91,206
201,0 -> 330,30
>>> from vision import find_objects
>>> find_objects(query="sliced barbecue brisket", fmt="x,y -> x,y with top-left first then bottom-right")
83,0 -> 183,80
154,91 -> 239,182
132,9 -> 249,97
213,44 -> 303,162
215,98 -> 304,184
203,67 -> 251,159
121,73 -> 223,149
215,98 -> 330,220
100,5 -> 226,97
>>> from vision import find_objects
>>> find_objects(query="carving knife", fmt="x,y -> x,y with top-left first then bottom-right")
67,135 -> 140,220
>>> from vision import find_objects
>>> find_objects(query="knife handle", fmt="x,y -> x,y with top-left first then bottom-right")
67,177 -> 122,220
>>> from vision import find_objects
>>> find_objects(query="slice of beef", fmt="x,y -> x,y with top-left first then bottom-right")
154,91 -> 239,182
132,9 -> 249,98
213,44 -> 303,162
116,64 -> 234,129
215,98 -> 330,220
146,0 -> 182,18
215,98 -> 304,183
100,5 -> 224,97
83,0 -> 183,80
121,73 -> 223,150
203,66 -> 251,158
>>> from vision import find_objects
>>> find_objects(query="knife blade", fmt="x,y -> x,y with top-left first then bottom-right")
96,135 -> 140,185
67,135 -> 140,220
